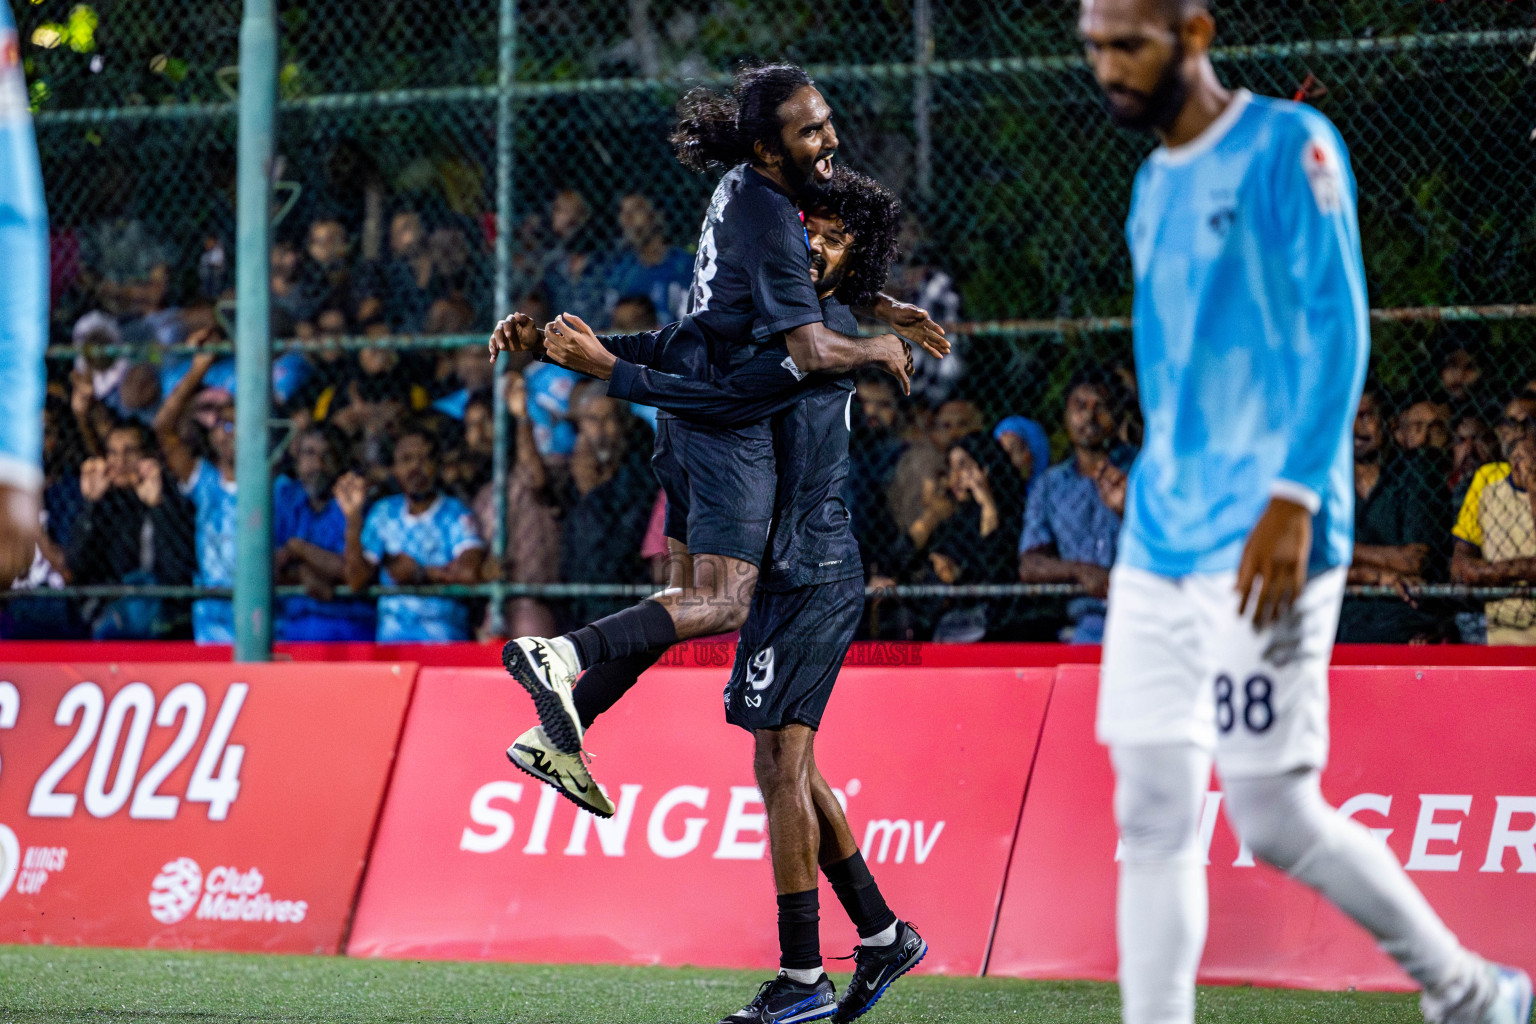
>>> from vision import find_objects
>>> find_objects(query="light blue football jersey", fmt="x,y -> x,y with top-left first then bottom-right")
361,493 -> 484,643
0,5 -> 48,491
1120,90 -> 1370,577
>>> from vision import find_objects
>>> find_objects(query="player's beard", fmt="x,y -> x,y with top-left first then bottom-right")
812,253 -> 848,299
779,146 -> 832,199
1103,41 -> 1189,133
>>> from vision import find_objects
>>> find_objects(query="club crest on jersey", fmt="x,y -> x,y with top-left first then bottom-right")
1302,136 -> 1343,214
746,646 -> 776,691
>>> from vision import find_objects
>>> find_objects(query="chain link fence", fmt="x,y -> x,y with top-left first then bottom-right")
8,0 -> 1536,644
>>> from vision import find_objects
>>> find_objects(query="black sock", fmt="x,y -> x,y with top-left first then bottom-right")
564,599 -> 677,670
822,851 -> 897,940
571,648 -> 666,729
776,889 -> 821,971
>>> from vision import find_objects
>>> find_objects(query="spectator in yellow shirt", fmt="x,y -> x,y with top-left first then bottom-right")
1449,393 -> 1534,551
1451,435 -> 1536,644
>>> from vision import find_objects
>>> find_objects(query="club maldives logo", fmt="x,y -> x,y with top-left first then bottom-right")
149,858 -> 308,925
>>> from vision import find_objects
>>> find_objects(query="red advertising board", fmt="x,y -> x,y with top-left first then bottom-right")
348,665 -> 1052,975
0,662 -> 415,954
988,664 -> 1536,990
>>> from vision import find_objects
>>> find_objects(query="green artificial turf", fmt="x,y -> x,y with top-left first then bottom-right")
0,944 -> 1421,1023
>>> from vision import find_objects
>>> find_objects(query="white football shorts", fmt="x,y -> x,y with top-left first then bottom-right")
1096,564 -> 1345,779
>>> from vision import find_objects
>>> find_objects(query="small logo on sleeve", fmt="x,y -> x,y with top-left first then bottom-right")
1302,136 -> 1343,214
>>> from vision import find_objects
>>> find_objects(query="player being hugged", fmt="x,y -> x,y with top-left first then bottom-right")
529,167 -> 928,1024
1078,1 -> 1531,1023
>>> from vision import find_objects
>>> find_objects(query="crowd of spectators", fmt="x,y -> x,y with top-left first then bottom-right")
852,344 -> 1536,647
10,185 -> 1536,645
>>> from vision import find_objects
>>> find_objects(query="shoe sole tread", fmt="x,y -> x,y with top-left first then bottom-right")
503,641 -> 583,755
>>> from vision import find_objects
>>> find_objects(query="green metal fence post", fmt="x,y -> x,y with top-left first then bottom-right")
488,0 -> 518,637
913,0 -> 933,198
233,0 -> 277,661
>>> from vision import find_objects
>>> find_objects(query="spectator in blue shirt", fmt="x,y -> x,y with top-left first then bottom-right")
340,422 -> 485,642
604,193 -> 693,325
1017,371 -> 1135,644
273,424 -> 376,641
154,328 -> 238,644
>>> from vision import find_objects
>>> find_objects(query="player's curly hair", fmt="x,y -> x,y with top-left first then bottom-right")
670,61 -> 814,173
808,166 -> 902,309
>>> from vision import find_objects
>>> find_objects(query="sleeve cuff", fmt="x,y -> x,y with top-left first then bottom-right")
452,538 -> 486,557
1270,478 -> 1322,515
0,455 -> 43,492
362,550 -> 381,566
608,360 -> 641,401
753,311 -> 824,340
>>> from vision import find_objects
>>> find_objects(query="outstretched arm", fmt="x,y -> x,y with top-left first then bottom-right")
545,313 -> 911,428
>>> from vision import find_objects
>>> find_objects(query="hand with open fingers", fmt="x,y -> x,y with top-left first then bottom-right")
488,312 -> 543,363
543,313 -> 616,380
1235,496 -> 1313,629
883,301 -> 950,359
334,472 -> 368,519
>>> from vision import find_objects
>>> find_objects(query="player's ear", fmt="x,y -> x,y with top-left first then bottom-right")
1180,6 -> 1216,56
753,138 -> 781,170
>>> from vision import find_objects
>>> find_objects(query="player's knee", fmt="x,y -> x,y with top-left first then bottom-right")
1115,780 -> 1201,863
752,731 -> 811,796
1223,770 -> 1329,873
1111,745 -> 1206,863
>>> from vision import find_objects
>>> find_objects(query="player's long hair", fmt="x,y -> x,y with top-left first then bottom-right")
811,167 -> 902,309
670,61 -> 814,173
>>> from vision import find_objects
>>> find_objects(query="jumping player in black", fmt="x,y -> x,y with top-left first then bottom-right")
509,168 -> 927,1024
488,62 -> 943,765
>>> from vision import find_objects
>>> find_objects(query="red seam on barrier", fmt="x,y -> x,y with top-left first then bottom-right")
339,662 -> 422,956
980,668 -> 1057,977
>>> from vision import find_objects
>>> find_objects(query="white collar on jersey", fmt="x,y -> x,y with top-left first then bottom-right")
1150,88 -> 1253,168
401,494 -> 444,524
